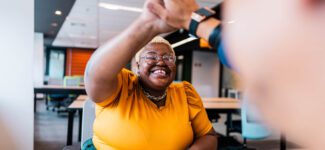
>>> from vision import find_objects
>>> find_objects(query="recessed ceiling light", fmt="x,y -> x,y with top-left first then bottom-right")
55,10 -> 62,16
98,2 -> 142,13
51,22 -> 58,27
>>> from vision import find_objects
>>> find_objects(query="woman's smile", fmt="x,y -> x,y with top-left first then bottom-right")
150,67 -> 171,78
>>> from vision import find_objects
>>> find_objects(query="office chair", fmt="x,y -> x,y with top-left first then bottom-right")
227,97 -> 288,150
46,77 -> 67,111
48,76 -> 82,112
81,99 -> 96,149
63,76 -> 83,86
241,99 -> 271,149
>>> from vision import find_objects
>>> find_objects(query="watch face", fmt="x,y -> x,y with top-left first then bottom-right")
192,7 -> 215,22
196,7 -> 215,17
191,13 -> 206,22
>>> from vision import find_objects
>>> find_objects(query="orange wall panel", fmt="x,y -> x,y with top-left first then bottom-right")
65,48 -> 94,76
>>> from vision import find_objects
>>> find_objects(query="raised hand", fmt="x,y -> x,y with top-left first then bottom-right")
140,0 -> 177,34
147,0 -> 199,30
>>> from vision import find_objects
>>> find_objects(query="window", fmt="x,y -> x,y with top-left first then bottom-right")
45,48 -> 66,82
49,50 -> 65,78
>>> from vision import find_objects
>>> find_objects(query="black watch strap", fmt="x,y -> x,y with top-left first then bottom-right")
189,7 -> 216,37
189,20 -> 200,37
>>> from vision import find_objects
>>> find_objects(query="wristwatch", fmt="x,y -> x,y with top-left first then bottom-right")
189,7 -> 216,37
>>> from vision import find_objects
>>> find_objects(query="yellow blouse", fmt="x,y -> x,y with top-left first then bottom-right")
93,69 -> 212,150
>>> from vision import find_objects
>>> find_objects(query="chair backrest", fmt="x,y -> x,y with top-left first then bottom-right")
241,97 -> 271,140
63,76 -> 83,86
81,99 -> 96,146
48,77 -> 63,85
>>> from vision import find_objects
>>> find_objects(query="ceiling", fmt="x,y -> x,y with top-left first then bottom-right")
35,0 -> 222,48
35,0 -> 76,46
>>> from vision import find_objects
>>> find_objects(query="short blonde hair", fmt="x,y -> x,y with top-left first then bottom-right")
135,36 -> 175,63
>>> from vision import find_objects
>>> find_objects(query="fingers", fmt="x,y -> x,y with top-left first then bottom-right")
147,1 -> 168,21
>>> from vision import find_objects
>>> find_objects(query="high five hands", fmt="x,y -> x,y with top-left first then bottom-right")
140,0 -> 177,35
145,0 -> 199,32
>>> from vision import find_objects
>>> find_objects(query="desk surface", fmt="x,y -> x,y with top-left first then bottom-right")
68,100 -> 85,109
68,95 -> 88,109
202,97 -> 240,110
34,85 -> 86,95
34,85 -> 85,90
202,97 -> 238,102
76,95 -> 88,101
68,96 -> 240,110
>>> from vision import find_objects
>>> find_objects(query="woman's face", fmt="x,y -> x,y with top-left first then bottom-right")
137,43 -> 176,91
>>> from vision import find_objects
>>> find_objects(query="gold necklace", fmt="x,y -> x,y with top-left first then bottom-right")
139,84 -> 167,102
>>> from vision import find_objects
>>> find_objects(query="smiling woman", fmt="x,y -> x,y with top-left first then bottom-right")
135,37 -> 177,107
84,2 -> 218,148
86,36 -> 218,150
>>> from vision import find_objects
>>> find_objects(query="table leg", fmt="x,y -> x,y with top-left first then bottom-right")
67,110 -> 76,145
226,112 -> 231,136
78,110 -> 83,142
280,134 -> 286,150
45,94 -> 49,111
34,92 -> 37,113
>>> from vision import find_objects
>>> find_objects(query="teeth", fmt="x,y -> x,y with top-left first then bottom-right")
153,70 -> 166,75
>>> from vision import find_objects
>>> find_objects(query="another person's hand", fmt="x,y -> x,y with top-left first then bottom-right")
147,0 -> 199,30
140,0 -> 176,34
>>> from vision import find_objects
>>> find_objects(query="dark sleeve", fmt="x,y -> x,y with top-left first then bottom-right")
217,41 -> 232,68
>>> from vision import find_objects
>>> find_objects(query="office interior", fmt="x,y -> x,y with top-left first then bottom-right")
0,0 -> 301,149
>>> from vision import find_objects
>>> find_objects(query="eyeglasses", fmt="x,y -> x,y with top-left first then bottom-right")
140,54 -> 175,65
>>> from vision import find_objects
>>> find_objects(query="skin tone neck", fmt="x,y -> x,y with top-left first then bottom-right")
139,79 -> 167,97
139,75 -> 168,108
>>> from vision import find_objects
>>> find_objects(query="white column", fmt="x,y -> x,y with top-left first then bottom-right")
34,33 -> 44,86
0,0 -> 34,149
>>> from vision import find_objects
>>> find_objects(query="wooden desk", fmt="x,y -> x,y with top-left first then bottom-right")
68,100 -> 85,109
34,85 -> 86,94
76,95 -> 88,101
33,85 -> 86,112
66,96 -> 239,109
202,97 -> 240,114
66,96 -> 87,146
203,97 -> 241,136
203,98 -> 240,110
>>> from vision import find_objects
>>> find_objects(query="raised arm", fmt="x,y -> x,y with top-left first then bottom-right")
85,0 -> 175,103
148,0 -> 231,68
148,0 -> 221,42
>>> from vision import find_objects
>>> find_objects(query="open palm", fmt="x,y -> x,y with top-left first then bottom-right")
141,0 -> 176,34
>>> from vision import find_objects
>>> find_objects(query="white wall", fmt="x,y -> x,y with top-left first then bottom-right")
34,33 -> 44,86
0,0 -> 34,149
192,51 -> 220,97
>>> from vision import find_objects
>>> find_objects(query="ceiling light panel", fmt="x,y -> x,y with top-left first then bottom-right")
55,10 -> 62,15
100,0 -> 145,8
99,3 -> 142,12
